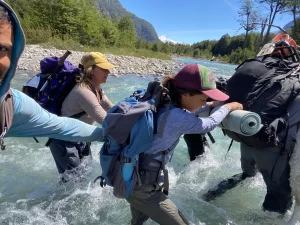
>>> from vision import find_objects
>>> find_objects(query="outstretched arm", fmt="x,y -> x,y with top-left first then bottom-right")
6,89 -> 104,142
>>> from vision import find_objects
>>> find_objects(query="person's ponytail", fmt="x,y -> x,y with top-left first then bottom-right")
162,74 -> 181,106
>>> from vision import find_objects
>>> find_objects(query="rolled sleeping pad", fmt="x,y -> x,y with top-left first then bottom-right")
197,107 -> 263,136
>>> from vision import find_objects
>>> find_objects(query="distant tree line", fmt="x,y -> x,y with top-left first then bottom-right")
6,0 -> 300,64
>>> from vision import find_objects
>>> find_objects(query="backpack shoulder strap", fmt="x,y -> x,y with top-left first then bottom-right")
99,87 -> 103,101
0,89 -> 14,150
156,104 -> 178,138
105,100 -> 151,144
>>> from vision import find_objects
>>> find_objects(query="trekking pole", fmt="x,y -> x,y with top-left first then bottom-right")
38,50 -> 72,101
52,50 -> 72,76
40,50 -> 72,91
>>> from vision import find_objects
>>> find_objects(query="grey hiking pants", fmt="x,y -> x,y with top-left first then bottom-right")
126,170 -> 189,225
49,139 -> 92,175
240,143 -> 292,213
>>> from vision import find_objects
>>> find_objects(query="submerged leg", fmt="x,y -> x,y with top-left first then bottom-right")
202,172 -> 249,201
203,143 -> 256,201
183,133 -> 206,161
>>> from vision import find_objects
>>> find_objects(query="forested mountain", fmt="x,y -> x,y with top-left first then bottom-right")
96,0 -> 160,42
284,21 -> 294,31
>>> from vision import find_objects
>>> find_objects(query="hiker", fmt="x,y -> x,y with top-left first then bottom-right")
125,64 -> 242,225
183,76 -> 227,161
203,34 -> 300,214
0,1 -> 104,153
48,52 -> 115,180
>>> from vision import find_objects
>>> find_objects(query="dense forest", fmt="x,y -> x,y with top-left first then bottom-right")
6,0 -> 300,64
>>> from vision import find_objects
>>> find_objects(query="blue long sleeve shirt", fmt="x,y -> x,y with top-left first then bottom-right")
6,89 -> 104,142
146,105 -> 230,162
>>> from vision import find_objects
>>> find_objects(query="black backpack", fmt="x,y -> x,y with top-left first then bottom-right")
225,57 -> 300,149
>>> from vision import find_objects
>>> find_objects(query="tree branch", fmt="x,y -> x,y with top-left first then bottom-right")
252,22 -> 287,33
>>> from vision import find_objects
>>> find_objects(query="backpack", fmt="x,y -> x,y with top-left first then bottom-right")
95,81 -> 176,198
225,57 -> 300,149
22,52 -> 83,117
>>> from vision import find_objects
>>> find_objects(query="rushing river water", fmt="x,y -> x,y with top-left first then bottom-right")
1,58 -> 298,225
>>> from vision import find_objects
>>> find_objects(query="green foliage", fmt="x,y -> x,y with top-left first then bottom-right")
95,0 -> 160,42
160,43 -> 171,54
42,38 -> 86,51
229,47 -> 255,64
292,18 -> 300,43
151,43 -> 159,52
101,17 -> 119,47
117,15 -> 136,48
117,14 -> 135,31
229,47 -> 244,64
75,0 -> 106,47
25,28 -> 52,44
193,49 -> 200,58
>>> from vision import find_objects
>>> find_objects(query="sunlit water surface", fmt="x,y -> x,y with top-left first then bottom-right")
1,58 -> 299,225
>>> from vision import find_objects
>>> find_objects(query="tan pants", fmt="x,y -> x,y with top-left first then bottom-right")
126,183 -> 189,225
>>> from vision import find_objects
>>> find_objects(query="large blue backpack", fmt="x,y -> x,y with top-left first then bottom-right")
22,51 -> 82,117
95,81 -> 174,198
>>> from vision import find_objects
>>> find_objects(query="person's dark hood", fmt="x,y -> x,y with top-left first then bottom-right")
0,0 -> 25,102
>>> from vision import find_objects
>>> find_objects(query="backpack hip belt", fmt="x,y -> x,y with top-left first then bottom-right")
137,139 -> 180,195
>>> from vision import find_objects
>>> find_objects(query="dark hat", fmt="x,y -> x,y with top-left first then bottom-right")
174,64 -> 229,101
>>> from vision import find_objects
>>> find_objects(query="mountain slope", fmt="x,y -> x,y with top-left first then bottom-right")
283,21 -> 293,31
96,0 -> 160,42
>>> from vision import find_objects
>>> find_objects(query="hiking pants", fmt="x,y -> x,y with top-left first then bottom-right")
126,170 -> 189,225
49,139 -> 92,175
240,143 -> 292,214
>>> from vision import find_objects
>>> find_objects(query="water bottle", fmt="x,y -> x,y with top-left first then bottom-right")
122,158 -> 134,182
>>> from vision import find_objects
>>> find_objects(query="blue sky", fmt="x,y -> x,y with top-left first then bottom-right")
119,0 -> 293,44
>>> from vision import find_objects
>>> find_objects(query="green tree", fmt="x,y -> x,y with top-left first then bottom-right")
193,49 -> 200,58
227,35 -> 244,54
215,34 -> 231,56
75,0 -> 105,46
284,0 -> 300,26
151,43 -> 159,52
117,15 -> 136,48
292,18 -> 300,43
160,43 -> 171,53
101,15 -> 119,47
284,0 -> 300,42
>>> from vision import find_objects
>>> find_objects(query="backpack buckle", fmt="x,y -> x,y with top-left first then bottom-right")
94,175 -> 106,188
124,157 -> 131,163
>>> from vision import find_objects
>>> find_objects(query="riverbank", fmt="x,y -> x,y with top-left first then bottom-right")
17,45 -> 185,77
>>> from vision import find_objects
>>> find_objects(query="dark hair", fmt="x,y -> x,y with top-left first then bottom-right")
161,74 -> 202,107
0,6 -> 11,24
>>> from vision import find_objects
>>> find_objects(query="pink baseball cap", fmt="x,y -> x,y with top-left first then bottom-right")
174,64 -> 229,101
